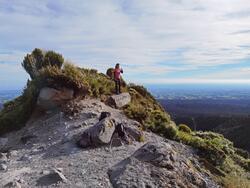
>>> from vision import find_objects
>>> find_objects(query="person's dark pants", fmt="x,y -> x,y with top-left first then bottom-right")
115,79 -> 121,94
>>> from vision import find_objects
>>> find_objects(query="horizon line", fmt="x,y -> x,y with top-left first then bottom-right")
136,79 -> 250,85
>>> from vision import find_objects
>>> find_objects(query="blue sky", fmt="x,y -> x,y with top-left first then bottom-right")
1,0 -> 250,90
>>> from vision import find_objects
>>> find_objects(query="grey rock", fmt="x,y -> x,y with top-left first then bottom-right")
78,117 -> 116,148
108,141 -> 217,188
107,93 -> 131,108
124,125 -> 144,142
99,111 -> 111,121
0,153 -> 8,162
0,137 -> 8,150
20,134 -> 37,144
0,163 -> 7,171
17,178 -> 25,184
37,87 -> 74,110
37,169 -> 67,186
19,155 -> 32,162
4,181 -> 21,188
7,150 -> 18,158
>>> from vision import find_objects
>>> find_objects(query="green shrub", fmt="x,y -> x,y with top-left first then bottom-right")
37,64 -> 89,95
22,48 -> 64,80
124,103 -> 148,124
0,80 -> 39,135
178,124 -> 192,133
164,123 -> 178,139
44,51 -> 64,68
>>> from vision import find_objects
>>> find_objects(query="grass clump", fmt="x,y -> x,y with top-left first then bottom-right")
37,63 -> 89,95
175,129 -> 250,186
123,84 -> 179,140
123,84 -> 172,130
223,174 -> 250,188
178,124 -> 192,133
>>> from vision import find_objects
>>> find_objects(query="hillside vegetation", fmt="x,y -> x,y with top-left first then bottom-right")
0,49 -> 249,187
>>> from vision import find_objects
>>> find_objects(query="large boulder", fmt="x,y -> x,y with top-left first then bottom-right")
108,141 -> 218,188
107,93 -> 131,108
37,87 -> 74,110
78,114 -> 144,148
78,117 -> 116,148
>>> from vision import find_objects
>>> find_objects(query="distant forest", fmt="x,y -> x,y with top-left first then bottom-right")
159,99 -> 250,152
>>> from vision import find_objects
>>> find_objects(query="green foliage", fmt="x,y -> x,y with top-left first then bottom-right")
178,124 -> 192,133
37,63 -> 89,95
124,103 -> 148,124
223,174 -> 250,188
176,129 -> 250,181
0,80 -> 39,135
124,85 -> 170,128
44,51 -> 64,68
164,123 -> 178,139
22,48 -> 64,79
123,84 -> 178,139
106,68 -> 114,79
82,68 -> 116,97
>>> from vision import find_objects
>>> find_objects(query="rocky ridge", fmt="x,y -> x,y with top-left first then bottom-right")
0,96 -> 219,188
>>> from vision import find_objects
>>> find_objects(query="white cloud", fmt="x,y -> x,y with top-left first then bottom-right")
1,0 -> 250,88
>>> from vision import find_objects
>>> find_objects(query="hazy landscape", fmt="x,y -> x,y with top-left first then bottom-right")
0,90 -> 20,109
148,84 -> 250,151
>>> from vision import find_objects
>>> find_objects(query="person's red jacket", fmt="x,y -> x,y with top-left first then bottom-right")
114,68 -> 123,80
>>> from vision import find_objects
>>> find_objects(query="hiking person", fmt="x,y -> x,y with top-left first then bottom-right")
114,63 -> 123,94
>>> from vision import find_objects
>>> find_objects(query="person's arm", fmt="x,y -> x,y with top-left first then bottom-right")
120,68 -> 123,74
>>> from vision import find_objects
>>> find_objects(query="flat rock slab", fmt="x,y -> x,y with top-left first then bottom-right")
108,141 -> 219,188
107,93 -> 131,108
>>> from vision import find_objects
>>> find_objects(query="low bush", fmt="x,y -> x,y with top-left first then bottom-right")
178,124 -> 192,133
22,48 -> 64,79
0,80 -> 39,135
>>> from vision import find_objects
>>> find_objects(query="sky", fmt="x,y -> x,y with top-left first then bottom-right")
1,0 -> 250,90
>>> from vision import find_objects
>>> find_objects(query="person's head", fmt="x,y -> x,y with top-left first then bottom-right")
115,63 -> 120,69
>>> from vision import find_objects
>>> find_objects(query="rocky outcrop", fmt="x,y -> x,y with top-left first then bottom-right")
37,87 -> 74,110
109,141 -> 219,188
107,93 -> 131,108
78,113 -> 144,148
78,117 -> 116,148
0,99 -> 219,188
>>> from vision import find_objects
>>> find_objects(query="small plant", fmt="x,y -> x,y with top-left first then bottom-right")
178,124 -> 192,133
164,123 -> 178,139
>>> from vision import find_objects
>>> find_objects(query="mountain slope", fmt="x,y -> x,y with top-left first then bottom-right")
0,99 -> 219,187
0,48 -> 249,187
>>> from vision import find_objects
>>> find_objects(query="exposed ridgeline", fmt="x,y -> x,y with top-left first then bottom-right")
0,48 -> 249,187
